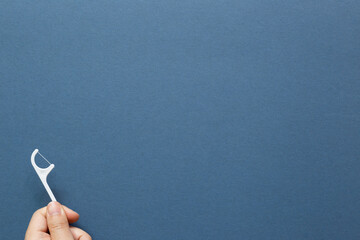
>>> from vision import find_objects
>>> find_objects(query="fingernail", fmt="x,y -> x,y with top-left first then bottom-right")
47,201 -> 61,216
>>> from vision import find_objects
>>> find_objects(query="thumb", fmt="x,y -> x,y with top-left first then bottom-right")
47,201 -> 74,240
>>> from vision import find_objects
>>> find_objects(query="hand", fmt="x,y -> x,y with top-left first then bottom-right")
25,201 -> 92,240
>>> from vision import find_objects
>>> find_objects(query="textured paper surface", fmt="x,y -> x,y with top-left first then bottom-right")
0,1 -> 360,239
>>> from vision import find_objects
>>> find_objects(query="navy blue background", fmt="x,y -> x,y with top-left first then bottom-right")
1,1 -> 360,239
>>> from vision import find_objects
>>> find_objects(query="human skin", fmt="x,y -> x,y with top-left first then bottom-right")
25,201 -> 91,240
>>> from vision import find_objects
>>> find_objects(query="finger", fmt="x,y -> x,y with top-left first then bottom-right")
47,201 -> 74,240
26,207 -> 48,236
25,231 -> 50,240
25,204 -> 80,240
26,204 -> 80,235
63,205 -> 80,223
70,227 -> 92,240
25,232 -> 51,240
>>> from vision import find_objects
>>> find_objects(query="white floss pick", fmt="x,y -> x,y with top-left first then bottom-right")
31,149 -> 57,202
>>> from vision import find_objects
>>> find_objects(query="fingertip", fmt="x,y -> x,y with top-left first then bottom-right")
46,202 -> 74,240
47,201 -> 63,216
63,205 -> 80,223
45,202 -> 79,223
34,207 -> 47,217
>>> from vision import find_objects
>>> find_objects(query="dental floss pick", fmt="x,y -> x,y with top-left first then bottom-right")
31,149 -> 57,202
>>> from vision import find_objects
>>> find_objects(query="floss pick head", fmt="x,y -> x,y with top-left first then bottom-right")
31,149 -> 57,202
